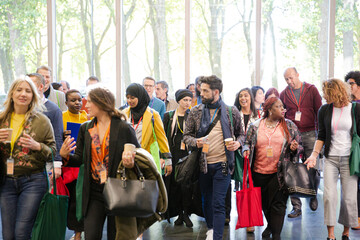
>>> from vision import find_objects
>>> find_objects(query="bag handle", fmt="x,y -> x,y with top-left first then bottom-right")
49,148 -> 58,196
242,156 -> 254,190
150,109 -> 158,142
119,161 -> 145,182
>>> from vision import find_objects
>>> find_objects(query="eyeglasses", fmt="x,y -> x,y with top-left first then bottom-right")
349,82 -> 356,86
143,84 -> 155,89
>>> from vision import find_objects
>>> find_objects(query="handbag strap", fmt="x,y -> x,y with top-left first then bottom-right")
150,109 -> 158,142
242,156 -> 254,190
119,161 -> 145,181
49,148 -> 58,196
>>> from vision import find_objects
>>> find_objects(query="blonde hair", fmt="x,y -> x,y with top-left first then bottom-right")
322,78 -> 351,106
0,76 -> 45,126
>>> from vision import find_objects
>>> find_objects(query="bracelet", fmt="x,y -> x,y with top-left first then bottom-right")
312,150 -> 319,155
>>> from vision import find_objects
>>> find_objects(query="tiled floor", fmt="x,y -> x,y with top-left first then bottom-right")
1,179 -> 359,240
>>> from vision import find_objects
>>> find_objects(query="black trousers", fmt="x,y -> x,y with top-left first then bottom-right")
84,181 -> 115,240
252,171 -> 288,240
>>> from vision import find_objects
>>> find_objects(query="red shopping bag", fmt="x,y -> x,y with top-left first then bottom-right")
235,156 -> 263,229
51,176 -> 70,196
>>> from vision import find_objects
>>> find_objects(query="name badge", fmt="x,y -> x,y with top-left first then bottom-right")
7,157 -> 14,175
295,111 -> 302,121
100,167 -> 107,184
202,143 -> 209,153
266,146 -> 274,158
180,141 -> 186,150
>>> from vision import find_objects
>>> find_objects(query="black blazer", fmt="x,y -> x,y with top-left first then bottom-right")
68,116 -> 140,216
317,102 -> 360,158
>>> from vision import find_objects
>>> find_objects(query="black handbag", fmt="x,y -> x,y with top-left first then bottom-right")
175,149 -> 200,184
281,160 -> 320,198
103,161 -> 159,217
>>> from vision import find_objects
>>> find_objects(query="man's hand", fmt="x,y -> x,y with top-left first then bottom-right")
226,141 -> 240,151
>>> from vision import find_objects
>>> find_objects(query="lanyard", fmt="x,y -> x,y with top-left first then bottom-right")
257,109 -> 261,119
97,123 -> 111,163
263,119 -> 280,146
211,108 -> 219,124
332,106 -> 344,135
289,83 -> 304,111
150,98 -> 154,108
176,116 -> 183,134
131,114 -> 143,130
10,113 -> 25,157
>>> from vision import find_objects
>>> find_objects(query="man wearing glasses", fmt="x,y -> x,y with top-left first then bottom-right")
143,76 -> 166,119
345,70 -> 360,230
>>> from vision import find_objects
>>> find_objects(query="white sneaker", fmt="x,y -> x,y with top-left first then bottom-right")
206,229 -> 213,240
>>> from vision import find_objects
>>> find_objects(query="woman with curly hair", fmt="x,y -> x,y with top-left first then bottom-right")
305,78 -> 359,240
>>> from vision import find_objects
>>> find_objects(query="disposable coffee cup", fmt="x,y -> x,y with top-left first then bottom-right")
224,138 -> 233,146
4,128 -> 13,143
124,143 -> 136,153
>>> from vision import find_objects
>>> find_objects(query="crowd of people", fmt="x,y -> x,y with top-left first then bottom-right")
0,65 -> 359,240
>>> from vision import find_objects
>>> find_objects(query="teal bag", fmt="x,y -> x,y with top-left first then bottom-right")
150,110 -> 161,173
76,122 -> 90,221
31,150 -> 69,240
350,102 -> 360,176
229,106 -> 244,183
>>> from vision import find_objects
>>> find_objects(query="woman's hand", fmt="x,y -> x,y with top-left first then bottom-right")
122,150 -> 135,168
290,140 -> 298,152
226,141 -> 240,151
304,156 -> 317,170
164,165 -> 172,177
19,133 -> 41,151
59,136 -> 76,159
243,150 -> 250,158
0,129 -> 9,143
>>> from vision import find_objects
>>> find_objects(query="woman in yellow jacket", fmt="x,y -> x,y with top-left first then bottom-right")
123,83 -> 172,176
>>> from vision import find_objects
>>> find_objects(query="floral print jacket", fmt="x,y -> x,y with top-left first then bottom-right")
0,112 -> 56,177
242,118 -> 304,189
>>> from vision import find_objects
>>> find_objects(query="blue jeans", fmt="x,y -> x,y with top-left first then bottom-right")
0,172 -> 47,240
199,162 -> 231,240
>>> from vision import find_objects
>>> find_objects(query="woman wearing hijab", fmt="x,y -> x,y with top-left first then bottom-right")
163,89 -> 193,227
123,83 -> 172,176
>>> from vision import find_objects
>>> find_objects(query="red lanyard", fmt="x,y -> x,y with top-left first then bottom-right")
289,83 -> 304,111
263,119 -> 280,146
257,109 -> 261,119
131,114 -> 143,130
332,106 -> 344,135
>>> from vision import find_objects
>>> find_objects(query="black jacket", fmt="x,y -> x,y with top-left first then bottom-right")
317,103 -> 360,158
67,116 -> 140,216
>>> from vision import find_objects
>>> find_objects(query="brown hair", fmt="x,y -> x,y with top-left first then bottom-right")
262,97 -> 290,142
87,87 -> 126,120
322,78 -> 351,106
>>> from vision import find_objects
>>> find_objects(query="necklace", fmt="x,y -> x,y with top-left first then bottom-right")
265,119 -> 279,129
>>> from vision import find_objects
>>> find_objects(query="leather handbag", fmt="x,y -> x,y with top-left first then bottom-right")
281,160 -> 320,198
350,102 -> 360,176
235,156 -> 263,229
103,161 -> 159,217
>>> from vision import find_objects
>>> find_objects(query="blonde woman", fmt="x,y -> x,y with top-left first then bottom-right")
0,76 -> 56,239
305,78 -> 359,240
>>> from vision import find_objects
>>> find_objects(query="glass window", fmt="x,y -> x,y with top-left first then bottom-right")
0,0 -> 47,104
261,0 -> 324,93
191,0 -> 256,104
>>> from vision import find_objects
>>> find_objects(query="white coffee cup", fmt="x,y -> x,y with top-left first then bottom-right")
124,143 -> 136,153
224,138 -> 233,146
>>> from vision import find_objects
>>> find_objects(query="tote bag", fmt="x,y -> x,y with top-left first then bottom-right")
150,110 -> 161,173
235,156 -> 263,229
31,151 -> 69,240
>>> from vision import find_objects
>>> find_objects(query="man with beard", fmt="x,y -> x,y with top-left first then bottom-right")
183,75 -> 244,240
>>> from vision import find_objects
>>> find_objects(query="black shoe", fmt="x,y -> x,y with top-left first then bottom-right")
341,235 -> 350,240
174,213 -> 183,225
310,197 -> 318,211
183,213 -> 193,228
262,226 -> 271,238
326,238 -> 336,240
287,208 -> 302,218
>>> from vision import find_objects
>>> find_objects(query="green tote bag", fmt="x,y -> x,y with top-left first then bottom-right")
350,102 -> 360,176
229,106 -> 244,183
31,151 -> 69,240
149,110 -> 161,173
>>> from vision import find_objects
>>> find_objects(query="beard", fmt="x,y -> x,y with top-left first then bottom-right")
201,95 -> 215,104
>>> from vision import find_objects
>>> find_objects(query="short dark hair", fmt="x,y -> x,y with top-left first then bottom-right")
65,89 -> 82,101
345,71 -> 360,85
199,75 -> 223,93
86,76 -> 100,86
27,73 -> 45,86
186,83 -> 195,89
52,82 -> 62,90
251,86 -> 265,99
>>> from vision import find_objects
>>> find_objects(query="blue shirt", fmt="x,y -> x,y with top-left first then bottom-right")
149,97 -> 166,120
